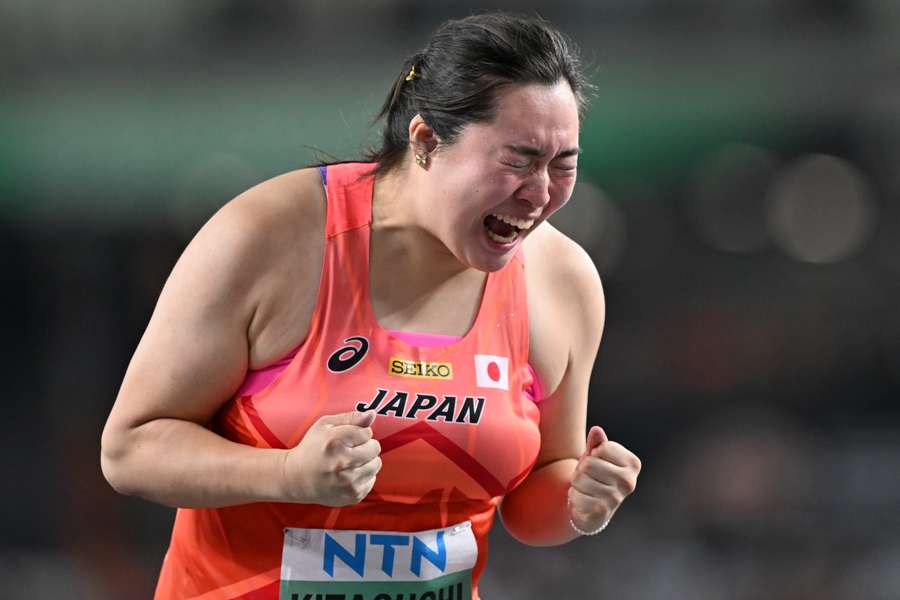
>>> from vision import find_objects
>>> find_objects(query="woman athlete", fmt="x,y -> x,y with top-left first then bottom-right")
102,13 -> 640,600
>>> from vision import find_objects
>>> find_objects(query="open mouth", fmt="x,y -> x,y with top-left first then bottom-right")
483,213 -> 535,244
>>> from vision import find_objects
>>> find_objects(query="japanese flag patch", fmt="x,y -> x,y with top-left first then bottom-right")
474,354 -> 509,390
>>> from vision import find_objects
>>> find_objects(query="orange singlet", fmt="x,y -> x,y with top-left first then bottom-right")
155,163 -> 542,600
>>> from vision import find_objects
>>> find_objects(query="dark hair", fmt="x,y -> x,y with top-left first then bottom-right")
366,12 -> 591,176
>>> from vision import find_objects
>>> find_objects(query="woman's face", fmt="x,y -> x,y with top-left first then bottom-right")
423,80 -> 581,272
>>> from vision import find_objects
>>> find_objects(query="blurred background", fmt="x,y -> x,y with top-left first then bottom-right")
2,1 -> 899,598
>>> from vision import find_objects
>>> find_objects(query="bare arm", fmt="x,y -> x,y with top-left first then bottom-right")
101,188 -> 288,508
500,232 -> 640,545
101,171 -> 382,509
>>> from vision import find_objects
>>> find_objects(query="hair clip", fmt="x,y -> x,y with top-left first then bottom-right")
405,66 -> 417,81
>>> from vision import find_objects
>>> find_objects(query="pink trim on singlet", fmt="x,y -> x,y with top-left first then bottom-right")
525,363 -> 543,402
236,330 -> 545,401
389,330 -> 459,348
236,350 -> 298,397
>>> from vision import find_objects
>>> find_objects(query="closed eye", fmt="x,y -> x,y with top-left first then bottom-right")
501,160 -> 530,169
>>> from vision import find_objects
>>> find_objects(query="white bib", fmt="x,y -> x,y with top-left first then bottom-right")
280,521 -> 476,600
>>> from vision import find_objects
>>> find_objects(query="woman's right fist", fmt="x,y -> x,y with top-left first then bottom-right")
280,410 -> 382,506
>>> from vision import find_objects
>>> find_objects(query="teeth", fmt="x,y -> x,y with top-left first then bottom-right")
491,213 -> 535,230
486,228 -> 518,244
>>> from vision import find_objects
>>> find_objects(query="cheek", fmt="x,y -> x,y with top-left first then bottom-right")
548,179 -> 576,212
484,170 -> 521,192
470,173 -> 521,210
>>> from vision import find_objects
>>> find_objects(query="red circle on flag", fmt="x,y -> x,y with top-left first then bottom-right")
487,361 -> 501,382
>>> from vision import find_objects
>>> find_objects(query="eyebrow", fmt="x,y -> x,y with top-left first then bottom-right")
504,144 -> 581,159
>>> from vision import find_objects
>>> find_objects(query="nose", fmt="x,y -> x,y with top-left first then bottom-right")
518,167 -> 551,210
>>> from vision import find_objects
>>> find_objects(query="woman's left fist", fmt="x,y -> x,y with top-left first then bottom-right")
567,425 -> 641,533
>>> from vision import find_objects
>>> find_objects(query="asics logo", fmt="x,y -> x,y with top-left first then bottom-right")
327,336 -> 370,373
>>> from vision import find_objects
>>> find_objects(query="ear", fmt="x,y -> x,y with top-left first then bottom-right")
408,114 -> 439,155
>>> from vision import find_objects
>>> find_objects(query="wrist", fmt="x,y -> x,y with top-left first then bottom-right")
569,515 -> 610,536
567,502 -> 612,536
274,448 -> 298,503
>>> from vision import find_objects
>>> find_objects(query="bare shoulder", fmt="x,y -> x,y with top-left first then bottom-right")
211,167 -> 325,268
524,222 -> 603,299
213,167 -> 327,367
172,167 -> 325,323
522,222 -> 605,395
107,167 -> 326,430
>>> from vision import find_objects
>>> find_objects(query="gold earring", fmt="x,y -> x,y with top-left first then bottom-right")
415,152 -> 428,167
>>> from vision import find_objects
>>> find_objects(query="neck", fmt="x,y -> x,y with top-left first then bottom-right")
372,167 -> 469,279
368,166 -> 489,335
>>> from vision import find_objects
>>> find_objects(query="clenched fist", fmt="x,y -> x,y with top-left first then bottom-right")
280,410 -> 382,507
567,426 -> 641,533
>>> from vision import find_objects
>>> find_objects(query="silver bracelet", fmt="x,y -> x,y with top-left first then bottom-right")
569,517 -> 610,536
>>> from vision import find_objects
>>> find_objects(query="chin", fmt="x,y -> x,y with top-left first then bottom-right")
462,241 -> 520,273
470,257 -> 511,273
444,224 -> 522,272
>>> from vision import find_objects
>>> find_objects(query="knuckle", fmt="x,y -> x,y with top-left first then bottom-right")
324,437 -> 344,454
353,483 -> 370,502
569,481 -> 583,497
624,475 -> 638,494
